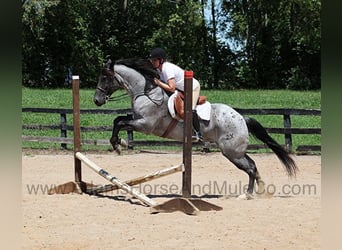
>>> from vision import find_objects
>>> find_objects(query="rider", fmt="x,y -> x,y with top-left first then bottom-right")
149,47 -> 203,142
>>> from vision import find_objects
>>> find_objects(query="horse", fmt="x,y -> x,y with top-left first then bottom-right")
93,58 -> 297,199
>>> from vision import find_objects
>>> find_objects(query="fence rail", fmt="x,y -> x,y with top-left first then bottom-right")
22,107 -> 321,152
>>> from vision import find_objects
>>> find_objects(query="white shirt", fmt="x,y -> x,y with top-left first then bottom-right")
157,61 -> 200,91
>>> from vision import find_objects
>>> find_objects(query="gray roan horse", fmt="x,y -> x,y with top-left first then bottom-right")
93,58 -> 297,199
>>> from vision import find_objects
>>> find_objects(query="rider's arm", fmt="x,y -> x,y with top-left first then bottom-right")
154,77 -> 176,93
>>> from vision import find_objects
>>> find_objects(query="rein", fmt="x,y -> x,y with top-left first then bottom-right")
108,93 -> 129,102
96,86 -> 111,102
100,66 -> 165,107
114,70 -> 164,106
134,87 -> 164,106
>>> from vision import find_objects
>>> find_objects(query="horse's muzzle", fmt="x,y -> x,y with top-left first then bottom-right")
93,96 -> 105,106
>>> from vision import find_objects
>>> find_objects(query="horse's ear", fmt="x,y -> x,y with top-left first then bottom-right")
105,59 -> 112,69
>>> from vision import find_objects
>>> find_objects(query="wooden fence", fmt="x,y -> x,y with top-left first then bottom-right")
22,107 -> 321,153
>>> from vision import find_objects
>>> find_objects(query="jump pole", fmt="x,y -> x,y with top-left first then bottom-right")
87,163 -> 184,194
75,152 -> 157,206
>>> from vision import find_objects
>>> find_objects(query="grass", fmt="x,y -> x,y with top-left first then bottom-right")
22,87 -> 321,153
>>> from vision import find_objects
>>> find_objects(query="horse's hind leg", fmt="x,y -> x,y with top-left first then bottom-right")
225,153 -> 265,199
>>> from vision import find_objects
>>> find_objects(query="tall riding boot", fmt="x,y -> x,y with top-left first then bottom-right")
192,110 -> 203,142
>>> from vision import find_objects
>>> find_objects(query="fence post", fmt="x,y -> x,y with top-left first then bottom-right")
283,114 -> 292,152
60,112 -> 67,150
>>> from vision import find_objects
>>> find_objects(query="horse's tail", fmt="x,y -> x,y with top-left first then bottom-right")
244,116 -> 298,177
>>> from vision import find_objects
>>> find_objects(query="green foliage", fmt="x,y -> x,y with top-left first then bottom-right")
22,0 -> 321,90
220,0 -> 321,89
22,0 -> 105,87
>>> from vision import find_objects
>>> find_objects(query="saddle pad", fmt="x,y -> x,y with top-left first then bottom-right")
168,91 -> 211,121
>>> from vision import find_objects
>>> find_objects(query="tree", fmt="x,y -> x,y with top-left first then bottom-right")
220,0 -> 321,89
22,0 -> 320,89
22,0 -> 104,87
22,0 -> 59,87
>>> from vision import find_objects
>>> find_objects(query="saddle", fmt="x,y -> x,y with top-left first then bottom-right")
174,92 -> 206,119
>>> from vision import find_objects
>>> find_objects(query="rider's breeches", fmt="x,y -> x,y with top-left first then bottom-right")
192,85 -> 200,109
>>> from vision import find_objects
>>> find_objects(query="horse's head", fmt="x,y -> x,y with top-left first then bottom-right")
93,60 -> 121,106
94,58 -> 161,106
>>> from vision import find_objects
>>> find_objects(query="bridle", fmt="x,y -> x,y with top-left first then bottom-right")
97,71 -> 125,102
96,86 -> 111,102
98,67 -> 165,106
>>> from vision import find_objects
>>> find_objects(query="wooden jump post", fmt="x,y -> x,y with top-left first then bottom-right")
72,76 -> 82,189
182,71 -> 193,198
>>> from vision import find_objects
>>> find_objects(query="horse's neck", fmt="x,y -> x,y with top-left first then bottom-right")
114,64 -> 146,97
114,64 -> 169,111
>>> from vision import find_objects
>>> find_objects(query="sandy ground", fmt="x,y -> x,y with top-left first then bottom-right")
22,150 -> 321,249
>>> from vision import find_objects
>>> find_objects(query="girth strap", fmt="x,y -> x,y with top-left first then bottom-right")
161,118 -> 178,138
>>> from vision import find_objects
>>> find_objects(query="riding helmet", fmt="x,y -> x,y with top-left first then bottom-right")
149,48 -> 167,59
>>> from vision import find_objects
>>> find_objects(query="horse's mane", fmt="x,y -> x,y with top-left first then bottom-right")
114,58 -> 160,92
115,58 -> 159,80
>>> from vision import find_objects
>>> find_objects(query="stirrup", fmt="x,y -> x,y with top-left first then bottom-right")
192,131 -> 203,142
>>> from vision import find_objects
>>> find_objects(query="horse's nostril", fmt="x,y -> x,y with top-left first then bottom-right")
94,98 -> 101,106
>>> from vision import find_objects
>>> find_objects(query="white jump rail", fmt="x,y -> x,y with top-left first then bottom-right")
88,163 -> 184,194
76,152 -> 157,207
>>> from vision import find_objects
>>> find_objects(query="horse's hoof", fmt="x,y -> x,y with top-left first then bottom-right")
110,142 -> 121,155
237,193 -> 253,200
115,145 -> 122,155
120,138 -> 128,147
257,189 -> 275,199
255,180 -> 266,195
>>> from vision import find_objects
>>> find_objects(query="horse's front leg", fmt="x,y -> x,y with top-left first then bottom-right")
110,114 -> 133,153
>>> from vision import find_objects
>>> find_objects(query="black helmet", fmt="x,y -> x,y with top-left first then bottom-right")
149,48 -> 166,59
